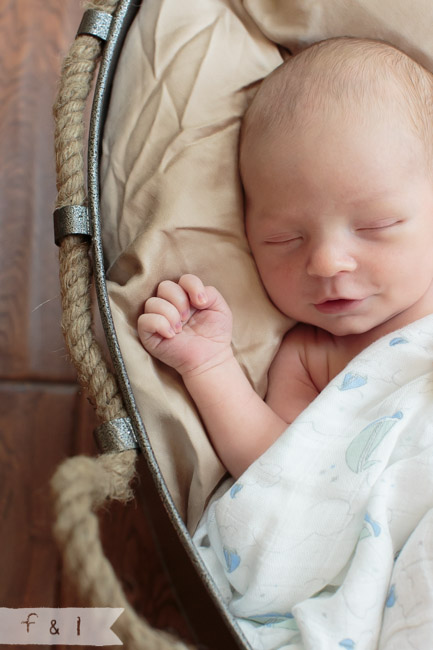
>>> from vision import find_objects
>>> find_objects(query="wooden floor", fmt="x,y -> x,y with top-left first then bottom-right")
0,1 -> 192,646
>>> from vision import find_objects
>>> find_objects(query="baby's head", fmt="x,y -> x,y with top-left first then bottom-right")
241,37 -> 433,336
241,37 -> 433,170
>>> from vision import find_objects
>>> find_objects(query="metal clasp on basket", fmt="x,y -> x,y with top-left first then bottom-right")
94,417 -> 139,453
53,205 -> 92,246
77,9 -> 113,42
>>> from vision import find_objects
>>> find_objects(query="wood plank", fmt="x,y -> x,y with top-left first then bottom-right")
0,382 -> 85,607
0,0 -> 87,381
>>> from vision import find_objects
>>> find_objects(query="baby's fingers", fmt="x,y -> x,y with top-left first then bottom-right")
137,312 -> 175,343
144,297 -> 182,333
156,280 -> 192,321
178,274 -> 208,308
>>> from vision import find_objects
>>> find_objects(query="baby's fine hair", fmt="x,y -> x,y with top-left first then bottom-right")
242,37 -> 433,164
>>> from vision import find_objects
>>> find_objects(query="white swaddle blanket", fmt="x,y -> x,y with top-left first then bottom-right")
193,315 -> 433,649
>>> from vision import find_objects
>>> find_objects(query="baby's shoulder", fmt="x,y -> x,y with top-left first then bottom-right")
266,323 -> 332,420
267,324 -> 356,420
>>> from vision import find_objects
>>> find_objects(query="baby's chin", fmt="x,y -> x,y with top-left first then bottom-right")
277,303 -> 382,337
301,315 -> 377,338
320,323 -> 371,337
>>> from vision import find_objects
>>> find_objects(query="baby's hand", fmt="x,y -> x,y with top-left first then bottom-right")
137,274 -> 233,377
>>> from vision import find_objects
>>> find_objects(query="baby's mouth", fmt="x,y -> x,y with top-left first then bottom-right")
314,298 -> 365,314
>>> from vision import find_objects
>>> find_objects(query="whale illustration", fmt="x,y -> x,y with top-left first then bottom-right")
345,411 -> 403,473
389,336 -> 408,346
223,547 -> 241,573
339,372 -> 368,391
230,483 -> 243,499
386,584 -> 396,607
247,612 -> 298,630
339,640 -> 355,649
359,512 -> 382,539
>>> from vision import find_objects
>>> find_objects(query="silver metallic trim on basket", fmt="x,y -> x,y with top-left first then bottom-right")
53,205 -> 91,246
94,417 -> 139,453
77,9 -> 113,41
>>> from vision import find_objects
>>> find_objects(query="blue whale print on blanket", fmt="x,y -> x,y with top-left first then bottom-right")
230,483 -> 243,499
339,640 -> 355,649
389,336 -> 408,346
247,612 -> 298,630
224,547 -> 241,573
359,512 -> 382,539
346,412 -> 403,473
339,372 -> 368,391
386,584 -> 396,607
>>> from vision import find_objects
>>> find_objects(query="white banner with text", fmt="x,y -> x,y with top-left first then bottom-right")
0,608 -> 124,645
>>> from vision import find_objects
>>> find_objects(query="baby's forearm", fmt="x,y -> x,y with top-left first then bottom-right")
183,355 -> 288,478
138,275 -> 287,476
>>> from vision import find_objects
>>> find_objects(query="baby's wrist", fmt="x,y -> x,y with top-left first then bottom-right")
182,351 -> 246,415
181,347 -> 236,382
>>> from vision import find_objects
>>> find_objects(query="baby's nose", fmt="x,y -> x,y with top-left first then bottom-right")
306,239 -> 357,277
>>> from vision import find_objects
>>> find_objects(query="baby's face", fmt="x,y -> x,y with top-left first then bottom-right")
243,110 -> 433,337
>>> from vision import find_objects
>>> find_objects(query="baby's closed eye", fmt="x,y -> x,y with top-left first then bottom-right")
355,217 -> 402,232
264,232 -> 303,244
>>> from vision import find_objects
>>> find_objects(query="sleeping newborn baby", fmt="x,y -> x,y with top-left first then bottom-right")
138,38 -> 433,477
138,37 -> 433,648
138,36 -> 433,479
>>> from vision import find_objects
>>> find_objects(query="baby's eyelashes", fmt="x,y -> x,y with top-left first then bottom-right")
355,218 -> 401,231
264,234 -> 303,245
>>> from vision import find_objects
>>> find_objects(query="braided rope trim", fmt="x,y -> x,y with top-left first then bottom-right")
51,2 -> 194,647
51,451 -> 191,649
